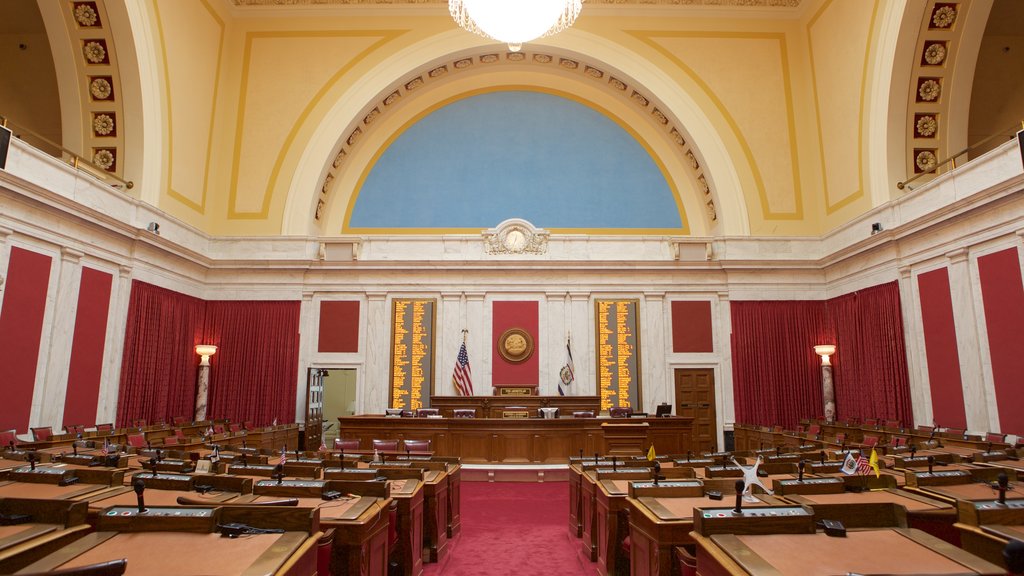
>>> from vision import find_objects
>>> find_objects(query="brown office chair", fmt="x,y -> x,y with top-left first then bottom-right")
372,439 -> 398,451
403,439 -> 431,452
30,426 -> 53,441
334,438 -> 359,451
609,407 -> 633,418
453,409 -> 476,418
572,411 -> 595,418
416,408 -> 440,417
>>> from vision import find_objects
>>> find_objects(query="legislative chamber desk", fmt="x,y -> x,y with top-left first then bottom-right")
14,505 -> 321,576
692,528 -> 1003,575
337,415 -> 694,463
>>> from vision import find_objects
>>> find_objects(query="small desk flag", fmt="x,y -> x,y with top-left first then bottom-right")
647,445 -> 656,461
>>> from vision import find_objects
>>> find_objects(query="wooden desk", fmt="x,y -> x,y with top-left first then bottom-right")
955,498 -> 1024,569
387,479 -> 424,576
337,416 -> 694,463
0,498 -> 90,574
429,395 -> 601,418
693,528 -> 1003,575
595,478 -> 634,576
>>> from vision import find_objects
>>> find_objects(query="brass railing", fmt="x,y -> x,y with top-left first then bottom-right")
0,114 -> 134,191
898,120 -> 1024,190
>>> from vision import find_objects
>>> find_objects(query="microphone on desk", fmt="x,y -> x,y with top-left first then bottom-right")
652,461 -> 662,486
156,448 -> 163,462
134,478 -> 146,513
798,460 -> 805,482
578,449 -> 583,461
987,442 -> 993,454
687,451 -> 692,462
594,452 -> 599,465
612,456 -> 617,472
339,448 -> 345,470
146,439 -> 152,451
775,446 -> 781,457
149,457 -> 158,476
274,463 -> 285,485
910,444 -> 917,459
997,472 -> 1009,505
72,442 -> 78,456
733,479 -> 745,514
1005,539 -> 1024,576
27,451 -> 37,471
927,456 -> 934,475
240,452 -> 248,467
819,450 -> 826,465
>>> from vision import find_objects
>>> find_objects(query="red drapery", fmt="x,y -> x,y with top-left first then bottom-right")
731,300 -> 830,429
731,282 -> 913,429
827,282 -> 913,426
116,281 -> 205,426
203,301 -> 300,427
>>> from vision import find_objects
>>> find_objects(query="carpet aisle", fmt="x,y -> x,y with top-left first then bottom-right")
423,481 -> 593,576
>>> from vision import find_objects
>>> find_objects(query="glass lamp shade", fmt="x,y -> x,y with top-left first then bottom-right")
195,344 -> 218,366
813,344 -> 836,366
449,0 -> 583,51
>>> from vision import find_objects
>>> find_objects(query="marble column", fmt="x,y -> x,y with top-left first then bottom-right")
295,292 -> 315,422
194,363 -> 210,421
37,247 -> 84,427
945,248 -> 990,432
569,292 -> 590,395
642,292 -> 667,413
821,363 -> 836,423
545,293 -> 567,396
439,293 -> 463,397
96,265 -> 131,425
898,266 -> 931,427
466,293 -> 486,393
363,292 -> 389,414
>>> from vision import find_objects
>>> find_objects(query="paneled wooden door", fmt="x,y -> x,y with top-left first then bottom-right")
304,368 -> 325,451
674,368 -> 717,452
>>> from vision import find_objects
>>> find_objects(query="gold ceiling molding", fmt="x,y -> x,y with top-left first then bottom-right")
231,0 -> 801,6
318,48 -> 718,230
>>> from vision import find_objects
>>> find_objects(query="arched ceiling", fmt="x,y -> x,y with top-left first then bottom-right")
2,0 -> 1020,240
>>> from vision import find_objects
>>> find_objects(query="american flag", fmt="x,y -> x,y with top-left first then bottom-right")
452,342 -> 473,396
278,445 -> 287,466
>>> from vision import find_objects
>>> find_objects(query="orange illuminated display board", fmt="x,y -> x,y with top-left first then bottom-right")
595,299 -> 642,411
389,298 -> 436,410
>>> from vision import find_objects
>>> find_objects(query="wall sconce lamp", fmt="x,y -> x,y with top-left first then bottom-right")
814,344 -> 836,366
195,344 -> 218,366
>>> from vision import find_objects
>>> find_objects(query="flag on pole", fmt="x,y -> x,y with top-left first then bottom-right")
868,448 -> 880,478
558,337 -> 575,396
452,341 -> 473,396
647,445 -> 656,461
278,445 -> 287,466
840,452 -> 858,475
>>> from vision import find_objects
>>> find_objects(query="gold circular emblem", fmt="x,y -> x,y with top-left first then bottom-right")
498,328 -> 534,364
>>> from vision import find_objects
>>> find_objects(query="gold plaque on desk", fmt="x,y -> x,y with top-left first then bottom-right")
502,410 -> 530,419
498,387 -> 533,396
498,328 -> 534,363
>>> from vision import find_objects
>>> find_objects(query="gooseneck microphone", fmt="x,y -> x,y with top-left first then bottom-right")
274,463 -> 285,485
27,452 -> 37,471
927,455 -> 934,475
819,450 -> 826,465
149,457 -> 158,476
733,479 -> 745,514
798,460 -> 805,482
652,461 -> 661,486
134,478 -> 146,513
998,472 -> 1009,505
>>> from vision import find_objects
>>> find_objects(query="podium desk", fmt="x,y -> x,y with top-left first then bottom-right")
0,498 -> 91,574
977,457 -> 1024,481
784,488 -> 957,540
955,497 -> 1024,569
417,469 -> 448,564
386,478 -> 424,576
911,481 -> 1024,504
0,480 -> 115,501
594,478 -> 642,576
15,507 -> 321,576
692,528 -> 1003,576
626,491 -> 784,576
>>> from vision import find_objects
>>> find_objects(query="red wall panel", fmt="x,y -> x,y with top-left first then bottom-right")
0,247 -> 52,432
977,248 -> 1024,435
318,301 -> 360,353
671,301 -> 714,353
917,268 -> 967,429
492,301 -> 539,386
63,267 -> 113,428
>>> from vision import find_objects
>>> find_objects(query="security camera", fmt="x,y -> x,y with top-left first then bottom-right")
870,222 -> 883,235
146,222 -> 160,235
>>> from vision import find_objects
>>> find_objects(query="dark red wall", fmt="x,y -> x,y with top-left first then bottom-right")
63,267 -> 113,428
917,268 -> 967,429
0,247 -> 52,432
492,301 -> 539,386
671,300 -> 714,353
318,301 -> 360,353
977,248 -> 1024,435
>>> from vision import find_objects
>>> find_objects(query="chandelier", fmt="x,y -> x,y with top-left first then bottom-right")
449,0 -> 584,52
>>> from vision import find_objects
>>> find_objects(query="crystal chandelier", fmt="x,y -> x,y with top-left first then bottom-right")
449,0 -> 584,52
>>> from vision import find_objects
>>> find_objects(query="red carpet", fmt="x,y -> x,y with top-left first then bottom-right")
424,481 -> 593,576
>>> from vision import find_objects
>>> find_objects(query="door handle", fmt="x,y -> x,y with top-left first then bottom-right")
697,402 -> 711,409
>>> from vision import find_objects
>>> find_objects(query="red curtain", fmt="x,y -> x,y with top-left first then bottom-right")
731,300 -> 831,429
116,281 -> 205,426
827,282 -> 913,426
731,282 -> 913,430
202,301 -> 300,427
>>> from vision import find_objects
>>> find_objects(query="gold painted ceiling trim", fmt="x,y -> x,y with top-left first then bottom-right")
231,0 -> 802,6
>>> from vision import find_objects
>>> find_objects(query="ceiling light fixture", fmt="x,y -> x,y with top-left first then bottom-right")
449,0 -> 584,52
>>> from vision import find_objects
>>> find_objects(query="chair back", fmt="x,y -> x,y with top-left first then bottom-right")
175,428 -> 186,439
96,423 -> 113,432
862,435 -> 880,447
162,436 -> 179,446
835,433 -> 846,444
806,424 -> 820,436
334,438 -> 359,451
864,418 -> 879,427
609,407 -> 633,418
372,439 -> 398,451
132,419 -> 147,428
884,419 -> 901,428
127,433 -> 146,448
452,409 -> 476,418
172,416 -> 188,425
213,424 -> 225,434
404,439 -> 431,452
229,423 -> 241,433
30,426 -> 53,441
572,411 -> 595,418
986,432 -> 1007,443
416,408 -> 440,417
0,429 -> 18,448
65,424 -> 85,436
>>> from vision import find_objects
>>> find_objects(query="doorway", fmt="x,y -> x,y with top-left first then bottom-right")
674,368 -> 717,452
321,369 -> 358,447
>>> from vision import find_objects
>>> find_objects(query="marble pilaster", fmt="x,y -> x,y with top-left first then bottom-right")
898,266 -> 931,427
35,247 -> 84,427
438,292 -> 463,397
945,249 -> 990,432
294,292 -> 315,422
466,293 -> 486,394
363,292 -> 389,414
569,292 -> 591,396
642,292 -> 667,413
96,265 -> 132,425
544,293 -> 567,397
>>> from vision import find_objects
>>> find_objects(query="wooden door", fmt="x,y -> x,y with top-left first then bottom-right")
304,368 -> 325,451
674,368 -> 717,451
